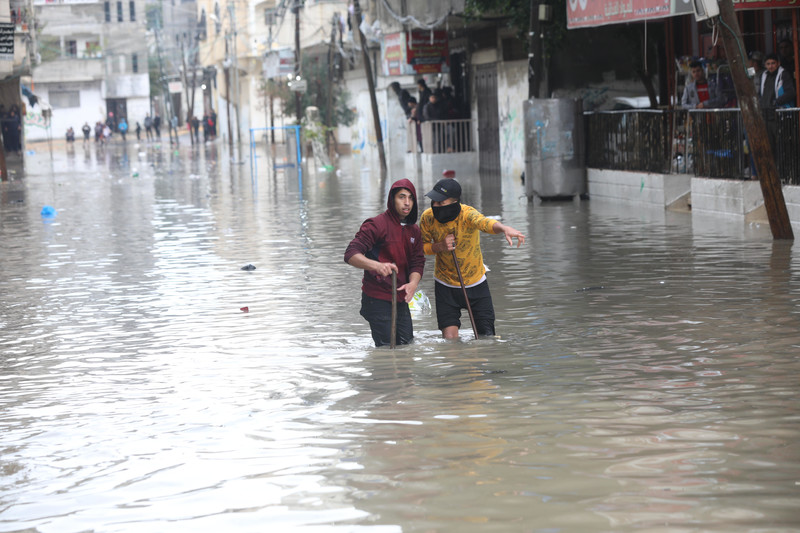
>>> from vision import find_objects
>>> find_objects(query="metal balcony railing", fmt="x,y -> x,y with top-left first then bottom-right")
407,119 -> 475,154
585,108 -> 800,185
585,110 -> 672,173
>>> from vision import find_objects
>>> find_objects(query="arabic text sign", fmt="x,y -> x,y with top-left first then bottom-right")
406,30 -> 449,74
567,0 -> 671,28
568,0 -> 800,28
732,0 -> 800,9
0,23 -> 13,61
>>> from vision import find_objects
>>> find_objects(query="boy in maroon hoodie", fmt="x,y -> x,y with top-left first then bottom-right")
345,179 -> 425,346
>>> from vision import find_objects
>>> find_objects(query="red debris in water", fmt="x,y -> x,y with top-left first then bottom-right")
240,307 -> 249,313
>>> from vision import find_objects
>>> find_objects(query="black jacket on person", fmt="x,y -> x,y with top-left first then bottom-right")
760,66 -> 796,111
422,99 -> 445,122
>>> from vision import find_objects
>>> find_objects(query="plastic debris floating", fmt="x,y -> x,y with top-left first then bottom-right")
408,290 -> 431,315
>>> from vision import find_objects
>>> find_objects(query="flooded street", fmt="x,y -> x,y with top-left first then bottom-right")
1,142 -> 799,532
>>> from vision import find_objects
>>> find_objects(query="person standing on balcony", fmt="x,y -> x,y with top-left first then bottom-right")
416,78 -> 432,115
407,97 -> 422,152
748,51 -> 765,94
760,53 -> 796,148
423,90 -> 446,152
390,82 -> 413,119
422,89 -> 445,121
681,61 -> 710,109
777,39 -> 795,75
702,47 -> 737,109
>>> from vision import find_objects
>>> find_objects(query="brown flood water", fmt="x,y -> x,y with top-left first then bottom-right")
0,142 -> 798,532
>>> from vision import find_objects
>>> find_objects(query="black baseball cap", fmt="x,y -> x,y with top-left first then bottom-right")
425,178 -> 462,202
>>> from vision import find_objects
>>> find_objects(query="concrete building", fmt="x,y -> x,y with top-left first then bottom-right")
159,0 -> 203,127
0,0 -> 34,165
195,0 -> 349,144
28,0 -> 149,142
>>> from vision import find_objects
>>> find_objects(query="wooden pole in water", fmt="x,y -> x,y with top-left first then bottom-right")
452,250 -> 479,340
717,0 -> 793,239
390,271 -> 397,349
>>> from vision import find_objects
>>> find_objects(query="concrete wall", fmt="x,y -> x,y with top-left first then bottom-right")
691,178 -> 766,218
497,60 -> 527,181
588,168 -> 800,229
26,81 -> 105,142
106,74 -> 150,99
588,169 -> 692,208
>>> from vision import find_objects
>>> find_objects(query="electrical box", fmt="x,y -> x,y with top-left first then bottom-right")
693,0 -> 719,21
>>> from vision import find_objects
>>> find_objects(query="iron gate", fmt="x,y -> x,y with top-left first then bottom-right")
475,63 -> 500,175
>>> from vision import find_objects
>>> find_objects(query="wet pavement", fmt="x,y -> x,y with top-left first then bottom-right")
1,140 -> 799,532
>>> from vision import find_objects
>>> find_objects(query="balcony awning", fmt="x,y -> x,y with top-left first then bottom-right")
567,0 -> 798,29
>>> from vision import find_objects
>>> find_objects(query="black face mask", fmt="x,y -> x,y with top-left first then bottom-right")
432,201 -> 461,224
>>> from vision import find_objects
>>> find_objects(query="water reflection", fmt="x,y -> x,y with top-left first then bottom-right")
0,143 -> 798,532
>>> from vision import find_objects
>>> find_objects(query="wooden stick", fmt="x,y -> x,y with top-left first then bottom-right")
452,250 -> 479,340
390,271 -> 397,349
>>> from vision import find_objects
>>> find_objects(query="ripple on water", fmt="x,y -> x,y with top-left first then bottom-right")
1,150 -> 799,531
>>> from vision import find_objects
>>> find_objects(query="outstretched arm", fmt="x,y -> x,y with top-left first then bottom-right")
492,221 -> 525,247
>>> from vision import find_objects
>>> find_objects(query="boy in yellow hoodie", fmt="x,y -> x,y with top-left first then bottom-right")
420,178 -> 525,339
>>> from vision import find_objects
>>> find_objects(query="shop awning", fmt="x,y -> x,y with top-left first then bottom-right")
567,0 -> 799,29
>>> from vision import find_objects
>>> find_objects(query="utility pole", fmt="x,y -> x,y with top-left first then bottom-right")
0,131 -> 7,181
528,0 -> 543,99
325,14 -> 336,155
717,0 -> 793,239
352,0 -> 387,175
154,5 -> 177,146
179,34 -> 200,146
224,36 -> 233,151
229,2 -> 241,144
293,0 -> 302,124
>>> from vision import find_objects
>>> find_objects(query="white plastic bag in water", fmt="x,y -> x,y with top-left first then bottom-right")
408,289 -> 431,316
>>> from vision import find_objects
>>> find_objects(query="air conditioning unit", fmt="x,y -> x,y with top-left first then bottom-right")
693,0 -> 720,21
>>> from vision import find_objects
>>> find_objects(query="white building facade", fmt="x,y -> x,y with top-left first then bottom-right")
28,0 -> 149,141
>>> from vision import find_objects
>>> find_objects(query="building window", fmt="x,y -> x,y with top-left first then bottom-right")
117,1 -> 123,22
49,91 -> 81,109
132,53 -> 138,73
104,1 -> 110,22
129,1 -> 135,21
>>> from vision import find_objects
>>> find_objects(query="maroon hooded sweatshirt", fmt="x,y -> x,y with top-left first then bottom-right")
344,179 -> 425,302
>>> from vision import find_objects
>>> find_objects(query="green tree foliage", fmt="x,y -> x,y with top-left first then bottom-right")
279,57 -> 355,128
464,0 -> 569,59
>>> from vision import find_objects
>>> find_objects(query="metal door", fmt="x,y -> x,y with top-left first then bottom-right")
475,63 -> 500,175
